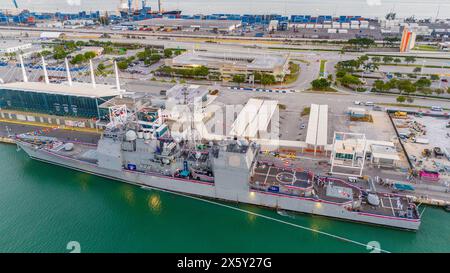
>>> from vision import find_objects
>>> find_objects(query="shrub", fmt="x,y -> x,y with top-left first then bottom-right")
396,96 -> 406,103
311,78 -> 331,90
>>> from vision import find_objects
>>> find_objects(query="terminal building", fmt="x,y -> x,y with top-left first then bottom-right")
165,50 -> 290,82
134,18 -> 242,33
0,56 -> 123,128
0,81 -> 120,118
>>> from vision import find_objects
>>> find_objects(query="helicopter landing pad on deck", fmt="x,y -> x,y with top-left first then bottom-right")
253,163 -> 312,188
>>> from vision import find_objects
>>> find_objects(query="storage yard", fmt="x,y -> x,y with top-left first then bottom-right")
396,115 -> 450,180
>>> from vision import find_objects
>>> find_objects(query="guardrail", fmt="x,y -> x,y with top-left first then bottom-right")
229,86 -> 292,93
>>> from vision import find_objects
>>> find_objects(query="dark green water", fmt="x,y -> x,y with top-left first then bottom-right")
0,144 -> 449,253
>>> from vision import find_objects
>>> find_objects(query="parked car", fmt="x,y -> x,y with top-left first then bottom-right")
434,147 -> 445,158
431,106 -> 443,112
373,105 -> 383,111
348,177 -> 358,183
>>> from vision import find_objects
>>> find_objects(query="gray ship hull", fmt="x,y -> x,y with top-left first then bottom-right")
18,142 -> 420,231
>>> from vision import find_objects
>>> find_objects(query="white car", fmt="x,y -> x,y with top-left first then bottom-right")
365,102 -> 374,106
354,101 -> 361,105
431,106 -> 443,112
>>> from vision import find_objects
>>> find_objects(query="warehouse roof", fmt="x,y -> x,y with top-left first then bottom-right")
40,32 -> 64,39
1,81 -> 121,98
230,98 -> 278,138
135,18 -> 241,30
171,50 -> 289,71
305,104 -> 328,146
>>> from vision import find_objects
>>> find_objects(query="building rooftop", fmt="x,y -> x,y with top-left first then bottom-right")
166,84 -> 209,104
371,144 -> 401,161
171,50 -> 289,71
135,18 -> 241,30
1,81 -> 122,98
306,104 -> 328,147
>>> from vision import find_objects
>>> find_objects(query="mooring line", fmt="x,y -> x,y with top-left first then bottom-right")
142,186 -> 390,253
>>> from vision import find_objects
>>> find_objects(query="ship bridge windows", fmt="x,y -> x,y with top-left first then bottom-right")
336,153 -> 353,160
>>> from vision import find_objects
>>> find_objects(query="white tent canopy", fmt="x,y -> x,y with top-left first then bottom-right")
306,104 -> 328,149
230,98 -> 278,138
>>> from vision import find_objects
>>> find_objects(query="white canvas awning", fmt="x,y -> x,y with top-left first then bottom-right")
306,104 -> 328,147
230,98 -> 278,138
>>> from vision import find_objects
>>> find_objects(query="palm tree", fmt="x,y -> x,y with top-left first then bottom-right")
371,63 -> 379,71
362,63 -> 373,80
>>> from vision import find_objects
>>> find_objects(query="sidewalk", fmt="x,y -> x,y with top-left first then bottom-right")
0,118 -> 100,134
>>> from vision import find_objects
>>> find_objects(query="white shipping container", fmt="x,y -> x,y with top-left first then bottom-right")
332,22 -> 340,28
338,29 -> 348,33
351,24 -> 360,29
360,24 -> 369,29
323,24 -> 332,29
327,28 -> 337,33
351,20 -> 359,25
360,20 -> 369,25
306,24 -> 314,28
315,24 -> 323,29
341,23 -> 350,29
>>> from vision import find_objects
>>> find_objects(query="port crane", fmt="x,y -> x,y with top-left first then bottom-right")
12,0 -> 19,9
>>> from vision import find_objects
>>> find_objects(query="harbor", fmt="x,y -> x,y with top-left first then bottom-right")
1,142 -> 449,252
0,0 -> 449,253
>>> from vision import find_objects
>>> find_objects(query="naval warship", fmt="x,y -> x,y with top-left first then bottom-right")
16,117 -> 421,231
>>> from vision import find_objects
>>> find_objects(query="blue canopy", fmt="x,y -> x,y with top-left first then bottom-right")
393,183 -> 415,191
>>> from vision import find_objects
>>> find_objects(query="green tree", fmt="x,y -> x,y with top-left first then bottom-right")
311,78 -> 331,90
97,63 -> 106,71
38,50 -> 52,57
260,73 -> 276,87
413,67 -> 421,73
164,49 -> 173,58
358,55 -> 369,64
404,56 -> 416,64
415,77 -> 431,89
397,79 -> 416,94
232,74 -> 246,86
382,56 -> 394,64
373,80 -> 385,91
83,51 -> 96,60
371,56 -> 381,63
394,58 -> 402,64
434,88 -> 444,95
430,74 -> 439,81
117,60 -> 129,70
339,74 -> 363,87
70,54 -> 85,65
396,96 -> 406,103
348,38 -> 375,49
